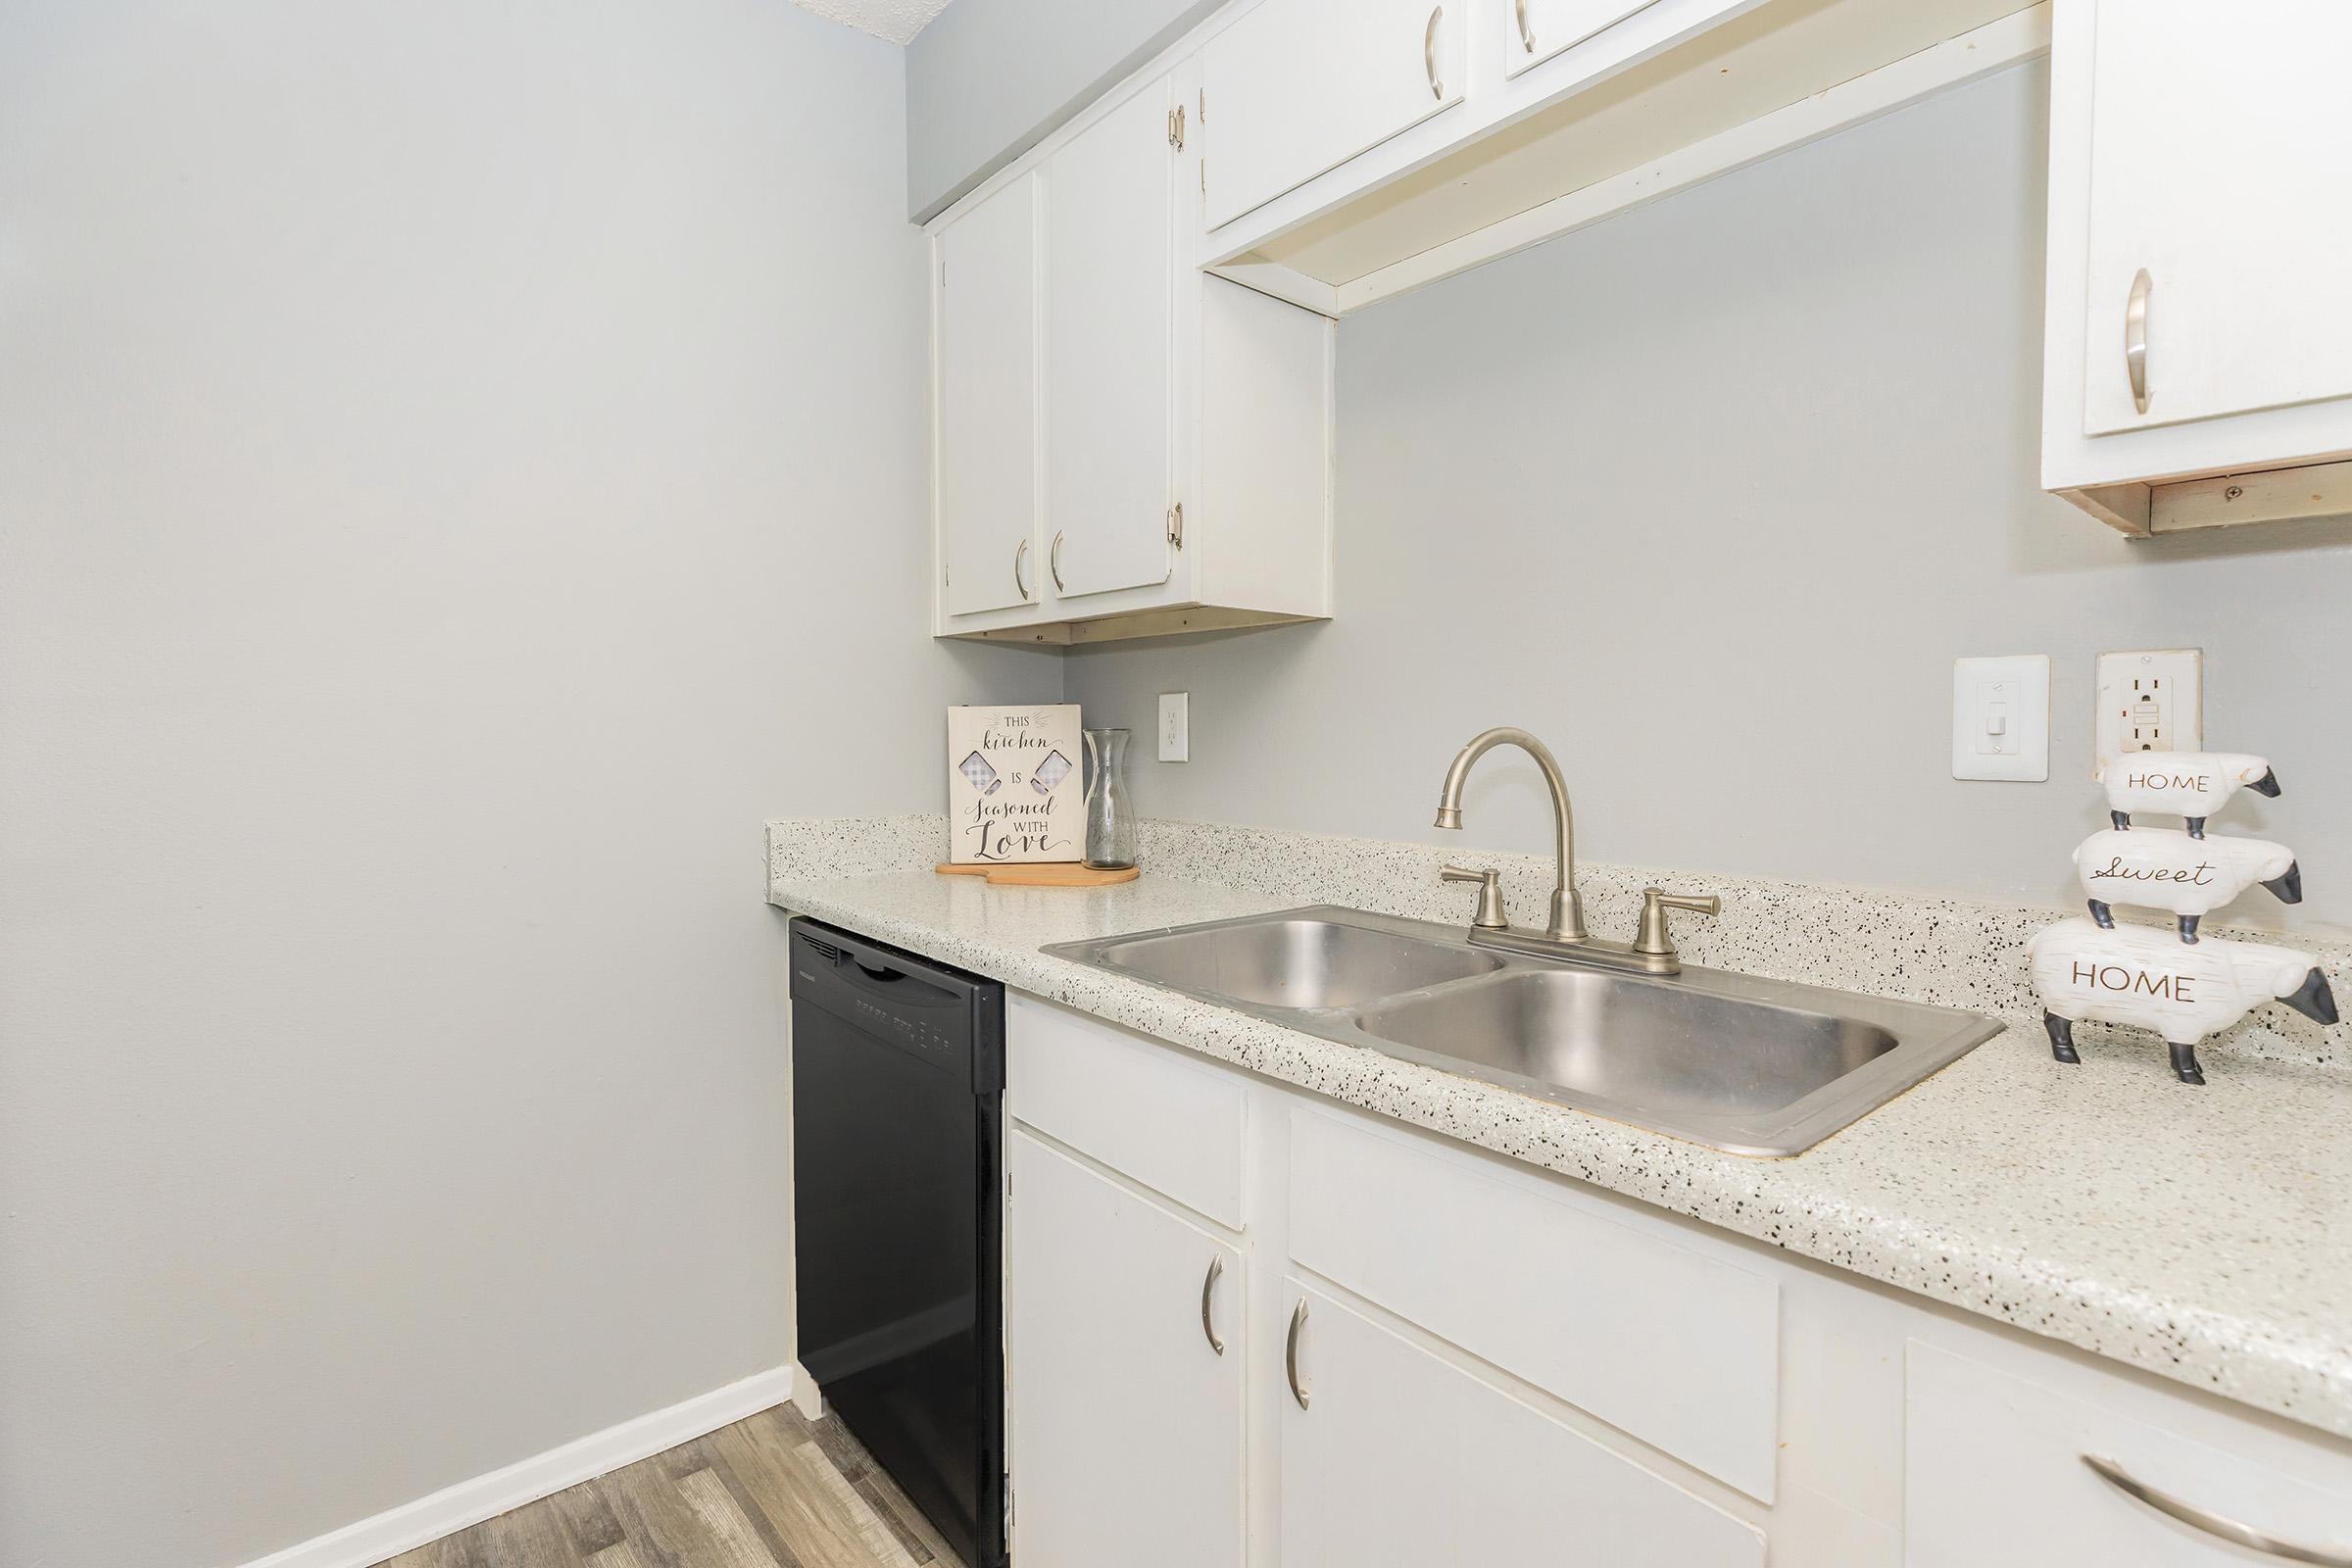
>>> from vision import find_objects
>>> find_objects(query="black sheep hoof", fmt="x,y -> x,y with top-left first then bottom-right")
2044,1011 -> 2080,1064
2178,913 -> 2200,944
2170,1042 -> 2206,1086
2110,809 -> 2132,832
2088,899 -> 2115,929
2185,815 -> 2207,840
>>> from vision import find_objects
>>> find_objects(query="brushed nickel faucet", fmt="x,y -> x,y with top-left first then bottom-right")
1435,725 -> 1719,975
1434,726 -> 1585,941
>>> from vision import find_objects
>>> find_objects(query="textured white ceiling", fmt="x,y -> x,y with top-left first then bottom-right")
791,0 -> 956,45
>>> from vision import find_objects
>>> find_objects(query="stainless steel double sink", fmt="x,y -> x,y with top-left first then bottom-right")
1044,906 -> 2000,1156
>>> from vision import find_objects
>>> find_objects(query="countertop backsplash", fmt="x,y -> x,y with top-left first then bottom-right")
767,813 -> 2349,1072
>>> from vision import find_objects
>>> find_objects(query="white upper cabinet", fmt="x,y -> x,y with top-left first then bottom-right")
1044,78 -> 1177,602
936,175 -> 1039,619
2044,0 -> 2352,530
1503,0 -> 1664,79
929,63 -> 1333,647
1201,0 -> 1465,230
2079,2 -> 2352,436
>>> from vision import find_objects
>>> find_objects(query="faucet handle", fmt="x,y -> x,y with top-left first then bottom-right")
1634,887 -> 1720,958
1441,865 -> 1510,930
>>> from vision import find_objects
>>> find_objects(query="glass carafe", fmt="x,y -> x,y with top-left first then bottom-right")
1082,727 -> 1137,870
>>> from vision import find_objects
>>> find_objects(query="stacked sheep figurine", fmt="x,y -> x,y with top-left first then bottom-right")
2028,753 -> 2337,1085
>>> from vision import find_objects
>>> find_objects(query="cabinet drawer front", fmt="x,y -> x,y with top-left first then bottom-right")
1202,0 -> 1464,230
1280,1284 -> 1763,1567
1006,995 -> 1246,1227
1288,1107 -> 1778,1500
1906,1342 -> 2352,1566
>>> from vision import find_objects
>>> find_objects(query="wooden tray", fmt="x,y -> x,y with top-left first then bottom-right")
936,862 -> 1141,888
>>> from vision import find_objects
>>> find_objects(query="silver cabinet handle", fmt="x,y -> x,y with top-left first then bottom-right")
1424,6 -> 1444,99
1013,538 -> 1031,601
1049,530 -> 1065,594
2082,1455 -> 2352,1566
1285,1298 -> 1310,1409
2126,268 -> 2152,415
1200,1256 -> 1225,1355
1515,0 -> 1533,53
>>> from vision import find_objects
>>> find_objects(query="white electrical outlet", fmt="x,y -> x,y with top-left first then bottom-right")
1158,692 -> 1189,762
2094,650 -> 2202,775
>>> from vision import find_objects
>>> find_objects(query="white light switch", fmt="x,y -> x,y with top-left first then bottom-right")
1952,656 -> 2049,781
1158,692 -> 1189,762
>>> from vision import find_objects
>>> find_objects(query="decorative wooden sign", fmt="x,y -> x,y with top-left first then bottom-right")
948,705 -> 1083,865
2071,827 -> 2301,941
2029,917 -> 2335,1083
2096,750 -> 2278,837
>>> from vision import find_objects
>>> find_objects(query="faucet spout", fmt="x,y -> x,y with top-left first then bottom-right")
1433,726 -> 1586,942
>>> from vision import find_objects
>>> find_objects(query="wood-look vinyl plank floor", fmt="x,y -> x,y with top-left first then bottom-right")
377,1406 -> 961,1568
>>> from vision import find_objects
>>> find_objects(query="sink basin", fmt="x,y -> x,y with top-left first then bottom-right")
1045,906 -> 2000,1156
1356,969 -> 1898,1122
1087,915 -> 1502,1011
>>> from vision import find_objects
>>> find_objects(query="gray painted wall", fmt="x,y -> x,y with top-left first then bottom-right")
0,4 -> 1054,1564
906,0 -> 1220,220
1066,63 -> 2352,932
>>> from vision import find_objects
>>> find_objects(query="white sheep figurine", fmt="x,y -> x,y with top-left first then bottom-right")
2072,827 -> 2302,943
2098,751 -> 2278,838
2028,916 -> 2336,1084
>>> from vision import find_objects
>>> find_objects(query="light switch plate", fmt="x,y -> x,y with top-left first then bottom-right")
2093,649 -> 2202,776
1952,655 -> 2049,781
1158,692 -> 1189,762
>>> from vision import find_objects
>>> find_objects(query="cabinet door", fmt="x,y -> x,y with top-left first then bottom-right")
1044,80 -> 1175,602
1202,0 -> 1464,230
2081,2 -> 2352,433
1503,0 -> 1661,79
1278,1285 -> 1764,1568
1005,1131 -> 1243,1568
938,174 -> 1039,618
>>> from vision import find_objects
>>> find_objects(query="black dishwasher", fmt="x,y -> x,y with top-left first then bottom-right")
789,918 -> 1005,1568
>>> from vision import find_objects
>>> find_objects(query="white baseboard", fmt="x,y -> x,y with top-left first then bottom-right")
238,1364 -> 802,1568
790,1360 -> 825,1422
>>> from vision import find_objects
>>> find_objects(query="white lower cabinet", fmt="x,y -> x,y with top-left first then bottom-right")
1004,1128 -> 1244,1568
1279,1283 -> 1763,1567
1907,1343 -> 2352,1567
1001,995 -> 2352,1565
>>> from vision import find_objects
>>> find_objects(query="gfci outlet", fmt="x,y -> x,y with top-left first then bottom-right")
2094,650 -> 2202,776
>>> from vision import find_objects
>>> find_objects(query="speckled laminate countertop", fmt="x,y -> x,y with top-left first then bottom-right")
767,815 -> 2352,1441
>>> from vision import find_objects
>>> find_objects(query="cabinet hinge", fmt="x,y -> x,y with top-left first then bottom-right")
1167,501 -> 1185,549
1168,104 -> 1186,151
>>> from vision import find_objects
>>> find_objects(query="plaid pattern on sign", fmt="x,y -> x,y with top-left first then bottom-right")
1032,750 -> 1072,796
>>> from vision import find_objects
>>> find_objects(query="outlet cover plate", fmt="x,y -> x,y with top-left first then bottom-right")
1158,692 -> 1189,762
1952,655 -> 2050,781
2094,649 -> 2202,776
